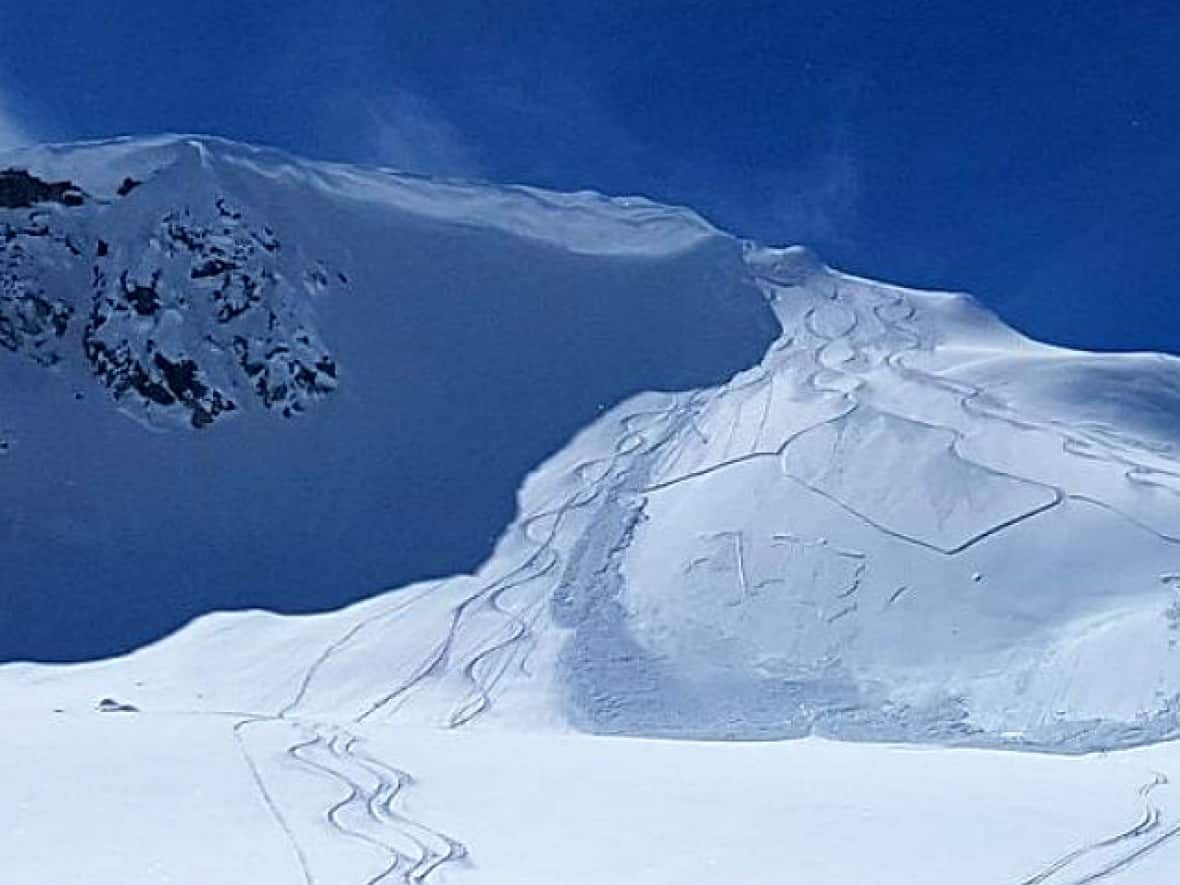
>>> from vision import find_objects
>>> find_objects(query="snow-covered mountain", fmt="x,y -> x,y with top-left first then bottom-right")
0,135 -> 775,662
3,136 -> 1180,885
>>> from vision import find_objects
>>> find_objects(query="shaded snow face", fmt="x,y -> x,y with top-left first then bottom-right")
0,138 -> 777,661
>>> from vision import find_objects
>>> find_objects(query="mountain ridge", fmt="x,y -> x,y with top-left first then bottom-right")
1,138 -> 1177,752
4,135 -> 1180,885
0,134 -> 778,660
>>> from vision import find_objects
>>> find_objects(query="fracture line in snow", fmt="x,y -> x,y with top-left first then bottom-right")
780,470 -> 1064,556
890,349 -> 1180,544
644,433 -> 1063,558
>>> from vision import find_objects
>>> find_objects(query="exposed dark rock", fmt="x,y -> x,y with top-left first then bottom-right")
0,292 -> 73,361
232,329 -> 337,417
120,272 -> 161,317
96,698 -> 139,713
5,187 -> 341,430
214,197 -> 240,220
0,169 -> 85,209
116,177 -> 141,197
83,321 -> 238,430
190,258 -> 239,280
153,352 -> 207,402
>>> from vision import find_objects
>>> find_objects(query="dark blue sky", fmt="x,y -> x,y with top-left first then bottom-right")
2,1 -> 1177,353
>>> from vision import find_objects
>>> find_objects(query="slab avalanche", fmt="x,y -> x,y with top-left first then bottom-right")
4,137 -> 1180,885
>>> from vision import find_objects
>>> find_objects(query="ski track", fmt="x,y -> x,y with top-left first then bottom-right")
118,265 -> 1180,885
288,723 -> 467,885
241,388 -> 695,883
233,717 -> 316,885
233,714 -> 471,885
1016,772 -> 1180,885
645,274 -> 1179,567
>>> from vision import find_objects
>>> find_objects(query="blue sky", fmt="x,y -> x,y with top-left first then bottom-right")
1,0 -> 1177,353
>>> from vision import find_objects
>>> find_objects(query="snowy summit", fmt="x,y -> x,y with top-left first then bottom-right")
2,136 -> 1180,885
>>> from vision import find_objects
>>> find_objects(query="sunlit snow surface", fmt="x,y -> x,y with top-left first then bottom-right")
3,137 -> 1180,884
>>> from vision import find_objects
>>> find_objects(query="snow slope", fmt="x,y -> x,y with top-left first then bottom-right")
8,715 -> 1180,885
2,136 -> 1180,883
0,135 -> 775,661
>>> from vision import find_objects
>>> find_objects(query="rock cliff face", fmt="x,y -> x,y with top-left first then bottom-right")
1,158 -> 343,431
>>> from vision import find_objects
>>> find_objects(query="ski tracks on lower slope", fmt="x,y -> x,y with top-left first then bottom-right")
235,715 -> 466,885
233,716 -> 316,885
239,393 -> 693,884
230,269 -> 1180,885
1016,770 -> 1180,885
289,723 -> 467,885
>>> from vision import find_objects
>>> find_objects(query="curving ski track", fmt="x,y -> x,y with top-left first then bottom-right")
226,261 -> 1180,884
247,389 -> 694,882
1017,772 -> 1180,885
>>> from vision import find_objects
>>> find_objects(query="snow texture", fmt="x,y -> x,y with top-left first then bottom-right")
2,136 -> 1180,884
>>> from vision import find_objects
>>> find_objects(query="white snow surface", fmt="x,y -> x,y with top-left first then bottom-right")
2,134 -> 719,257
2,136 -> 1180,883
8,714 -> 1180,885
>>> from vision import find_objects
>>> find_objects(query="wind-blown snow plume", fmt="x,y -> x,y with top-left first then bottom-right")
0,90 -> 30,152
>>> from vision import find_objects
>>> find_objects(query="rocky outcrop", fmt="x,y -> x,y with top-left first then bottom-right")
0,163 -> 345,429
